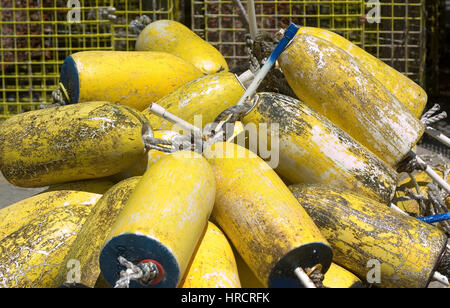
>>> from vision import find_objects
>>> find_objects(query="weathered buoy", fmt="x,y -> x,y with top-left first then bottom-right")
142,72 -> 245,130
55,177 -> 141,288
0,190 -> 101,241
203,142 -> 333,288
180,222 -> 241,288
289,184 -> 448,288
136,20 -> 228,75
323,263 -> 364,288
298,27 -> 427,118
279,33 -> 424,167
0,192 -> 101,288
0,101 -> 149,187
44,178 -> 115,194
242,92 -> 398,204
59,51 -> 203,110
100,151 -> 216,288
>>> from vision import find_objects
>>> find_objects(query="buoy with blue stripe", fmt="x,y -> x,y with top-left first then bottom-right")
99,151 -> 216,288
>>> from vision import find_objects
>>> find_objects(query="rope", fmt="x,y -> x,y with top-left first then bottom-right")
397,154 -> 428,174
306,267 -> 327,288
114,256 -> 158,288
129,15 -> 152,36
437,248 -> 450,280
421,104 -> 448,126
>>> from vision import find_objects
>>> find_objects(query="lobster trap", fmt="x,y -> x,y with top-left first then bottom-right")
0,0 -> 176,119
191,0 -> 425,85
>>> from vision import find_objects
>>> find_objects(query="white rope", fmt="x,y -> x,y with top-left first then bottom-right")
114,256 -> 158,288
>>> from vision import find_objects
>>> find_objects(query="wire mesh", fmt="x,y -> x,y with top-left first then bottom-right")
0,0 -> 174,119
191,0 -> 425,85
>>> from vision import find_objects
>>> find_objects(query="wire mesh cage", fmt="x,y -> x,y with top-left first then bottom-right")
191,0 -> 425,85
0,0 -> 175,119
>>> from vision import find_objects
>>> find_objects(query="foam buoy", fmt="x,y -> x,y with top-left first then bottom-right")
289,184 -> 448,288
0,192 -> 101,287
242,92 -> 398,203
55,177 -> 141,288
59,51 -> 203,110
279,33 -> 424,167
100,151 -> 216,288
180,222 -> 241,288
142,72 -> 245,130
44,178 -> 115,194
136,20 -> 228,75
0,101 -> 149,187
323,263 -> 363,288
0,190 -> 101,241
203,142 -> 333,288
297,27 -> 427,118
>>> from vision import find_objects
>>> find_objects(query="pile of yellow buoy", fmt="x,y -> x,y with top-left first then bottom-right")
0,20 -> 448,289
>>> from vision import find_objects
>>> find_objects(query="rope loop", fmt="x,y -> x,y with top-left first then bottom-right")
421,104 -> 448,126
114,256 -> 159,288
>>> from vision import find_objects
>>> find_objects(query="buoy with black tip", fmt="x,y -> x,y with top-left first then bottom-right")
55,177 -> 141,288
203,142 -> 333,288
99,151 -> 216,288
58,51 -> 203,110
289,184 -> 449,288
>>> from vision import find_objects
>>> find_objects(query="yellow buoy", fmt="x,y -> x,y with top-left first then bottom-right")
289,184 -> 448,288
55,177 -> 141,288
142,72 -> 245,130
234,251 -> 266,288
203,142 -> 333,288
298,27 -> 427,118
242,92 -> 398,204
60,51 -> 203,111
0,190 -> 101,241
180,222 -> 241,288
0,192 -> 101,288
0,101 -> 149,187
100,151 -> 216,288
136,20 -> 229,75
279,33 -> 424,167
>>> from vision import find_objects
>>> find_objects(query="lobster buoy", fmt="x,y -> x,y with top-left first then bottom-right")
289,184 -> 448,288
279,33 -> 424,167
298,27 -> 427,118
142,72 -> 245,130
0,190 -> 101,241
55,177 -> 141,288
0,192 -> 102,287
59,51 -> 203,110
242,92 -> 398,204
203,142 -> 333,288
100,151 -> 216,288
323,263 -> 364,289
136,20 -> 228,75
0,102 -> 149,187
180,222 -> 241,288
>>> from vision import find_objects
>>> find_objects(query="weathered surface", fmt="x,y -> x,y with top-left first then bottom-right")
280,34 -> 424,167
289,184 -> 448,288
0,192 -> 101,288
0,102 -> 148,187
204,142 -> 332,288
136,20 -> 228,75
55,177 -> 141,288
180,222 -> 241,288
70,51 -> 203,111
297,27 -> 427,118
243,92 -> 398,204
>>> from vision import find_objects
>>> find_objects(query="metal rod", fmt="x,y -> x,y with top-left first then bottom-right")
432,272 -> 449,286
294,267 -> 317,288
411,151 -> 450,195
247,0 -> 258,40
425,127 -> 450,148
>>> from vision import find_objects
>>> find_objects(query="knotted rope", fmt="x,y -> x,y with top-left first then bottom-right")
421,104 -> 448,126
114,256 -> 159,288
129,15 -> 152,36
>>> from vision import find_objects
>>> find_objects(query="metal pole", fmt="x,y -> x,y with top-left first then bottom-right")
247,0 -> 258,40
